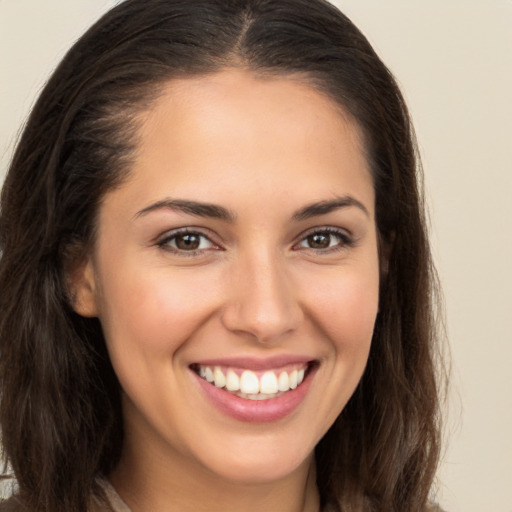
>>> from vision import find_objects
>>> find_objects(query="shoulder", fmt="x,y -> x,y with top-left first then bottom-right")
0,480 -> 128,512
0,496 -> 27,512
90,479 -> 131,512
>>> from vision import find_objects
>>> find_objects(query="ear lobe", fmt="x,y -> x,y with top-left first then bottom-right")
68,258 -> 99,318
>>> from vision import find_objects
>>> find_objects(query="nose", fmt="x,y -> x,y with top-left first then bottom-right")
221,250 -> 303,344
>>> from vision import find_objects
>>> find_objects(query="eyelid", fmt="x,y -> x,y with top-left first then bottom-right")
156,227 -> 223,254
292,226 -> 354,251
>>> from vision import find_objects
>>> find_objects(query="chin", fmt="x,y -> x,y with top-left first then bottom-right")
194,436 -> 315,485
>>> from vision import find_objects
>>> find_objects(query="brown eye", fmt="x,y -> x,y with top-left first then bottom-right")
306,233 -> 331,249
175,233 -> 201,250
297,229 -> 350,251
159,231 -> 215,252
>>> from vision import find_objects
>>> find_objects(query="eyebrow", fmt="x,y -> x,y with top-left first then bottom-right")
292,196 -> 370,221
134,195 -> 369,222
134,199 -> 236,222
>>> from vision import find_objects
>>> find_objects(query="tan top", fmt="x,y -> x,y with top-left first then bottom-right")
90,480 -> 132,512
1,480 -> 446,512
91,481 -> 447,512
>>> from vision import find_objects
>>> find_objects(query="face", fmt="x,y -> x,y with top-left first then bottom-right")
74,69 -> 380,486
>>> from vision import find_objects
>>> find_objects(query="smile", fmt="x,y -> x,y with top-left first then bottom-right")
193,363 -> 309,400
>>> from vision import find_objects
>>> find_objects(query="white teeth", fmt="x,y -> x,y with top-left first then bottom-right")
213,366 -> 226,388
240,370 -> 260,394
242,392 -> 279,400
225,369 -> 240,391
204,367 -> 214,383
196,363 -> 310,397
277,371 -> 289,392
259,371 -> 278,394
289,369 -> 298,389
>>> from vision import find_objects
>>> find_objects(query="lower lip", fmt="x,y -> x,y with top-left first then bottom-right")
192,366 -> 316,423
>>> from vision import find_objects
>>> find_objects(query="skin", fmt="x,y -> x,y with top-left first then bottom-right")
73,69 -> 380,512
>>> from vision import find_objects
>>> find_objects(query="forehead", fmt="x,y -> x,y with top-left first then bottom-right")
141,69 -> 364,158
111,69 -> 374,219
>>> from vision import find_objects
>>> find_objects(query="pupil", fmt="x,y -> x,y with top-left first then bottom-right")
308,233 -> 330,249
176,234 -> 200,250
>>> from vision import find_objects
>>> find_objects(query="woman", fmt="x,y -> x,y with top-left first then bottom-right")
0,0 -> 445,511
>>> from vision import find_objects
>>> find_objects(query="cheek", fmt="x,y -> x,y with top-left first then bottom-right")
95,267 -> 223,421
293,260 -> 379,438
97,265 -> 222,359
304,264 -> 380,350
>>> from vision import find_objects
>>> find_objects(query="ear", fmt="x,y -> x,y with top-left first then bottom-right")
67,257 -> 99,318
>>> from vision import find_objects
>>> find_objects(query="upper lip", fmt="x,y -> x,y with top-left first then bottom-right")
191,355 -> 316,371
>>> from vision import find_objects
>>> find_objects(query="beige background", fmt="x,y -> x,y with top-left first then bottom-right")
1,1 -> 511,511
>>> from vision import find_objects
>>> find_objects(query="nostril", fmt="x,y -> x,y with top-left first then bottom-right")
220,296 -> 303,344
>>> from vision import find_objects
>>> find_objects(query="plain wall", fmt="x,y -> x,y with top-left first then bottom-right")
1,1 -> 511,511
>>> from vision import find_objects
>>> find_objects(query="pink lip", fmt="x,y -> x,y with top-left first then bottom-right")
192,355 -> 314,371
191,362 -> 317,423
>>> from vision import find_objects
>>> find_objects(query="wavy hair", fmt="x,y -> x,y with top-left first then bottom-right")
0,1 -> 444,510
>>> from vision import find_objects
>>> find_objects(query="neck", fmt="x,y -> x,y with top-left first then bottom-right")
109,435 -> 320,512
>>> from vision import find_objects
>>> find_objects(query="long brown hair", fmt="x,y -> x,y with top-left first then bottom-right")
0,1 -> 445,510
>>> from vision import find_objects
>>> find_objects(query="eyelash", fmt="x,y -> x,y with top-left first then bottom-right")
294,227 -> 354,253
157,228 -> 219,256
156,227 -> 354,256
